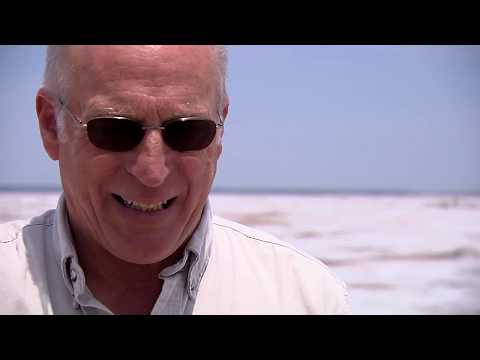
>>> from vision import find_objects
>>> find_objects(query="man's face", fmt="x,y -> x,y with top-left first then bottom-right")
51,46 -> 225,264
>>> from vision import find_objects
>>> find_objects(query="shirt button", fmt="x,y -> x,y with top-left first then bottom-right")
70,269 -> 78,282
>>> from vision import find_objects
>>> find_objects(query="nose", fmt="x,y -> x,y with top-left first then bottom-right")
125,130 -> 171,188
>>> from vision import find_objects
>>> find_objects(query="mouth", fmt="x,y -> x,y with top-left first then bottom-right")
112,193 -> 176,213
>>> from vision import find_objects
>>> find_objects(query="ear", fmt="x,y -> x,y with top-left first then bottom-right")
36,88 -> 60,160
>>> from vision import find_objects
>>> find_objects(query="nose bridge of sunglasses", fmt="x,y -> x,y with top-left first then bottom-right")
141,124 -> 167,131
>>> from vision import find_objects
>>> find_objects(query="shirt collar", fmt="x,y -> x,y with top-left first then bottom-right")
53,193 -> 213,301
53,193 -> 80,296
183,200 -> 213,298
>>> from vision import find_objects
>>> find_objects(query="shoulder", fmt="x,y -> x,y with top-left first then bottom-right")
0,219 -> 33,258
0,219 -> 28,245
212,215 -> 328,268
0,211 -> 56,275
0,212 -> 56,314
0,211 -> 55,249
209,216 -> 350,314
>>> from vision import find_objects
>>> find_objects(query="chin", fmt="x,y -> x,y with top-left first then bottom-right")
106,231 -> 184,265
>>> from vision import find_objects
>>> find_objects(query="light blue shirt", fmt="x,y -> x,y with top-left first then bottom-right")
54,194 -> 211,314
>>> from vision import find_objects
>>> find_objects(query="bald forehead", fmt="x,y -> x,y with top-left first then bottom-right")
67,45 -> 215,71
63,45 -> 218,88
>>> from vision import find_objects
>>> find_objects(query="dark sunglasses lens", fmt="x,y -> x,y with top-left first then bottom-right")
164,119 -> 217,151
87,118 -> 144,152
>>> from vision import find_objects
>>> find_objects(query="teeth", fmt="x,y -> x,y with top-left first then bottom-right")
130,200 -> 164,211
113,193 -> 175,212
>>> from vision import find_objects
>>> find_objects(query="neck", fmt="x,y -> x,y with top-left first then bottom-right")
69,221 -> 188,314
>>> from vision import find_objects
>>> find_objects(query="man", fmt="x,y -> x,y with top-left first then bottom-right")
0,45 -> 349,314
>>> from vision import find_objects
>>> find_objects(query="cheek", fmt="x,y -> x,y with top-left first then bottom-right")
59,142 -> 123,197
180,148 -> 219,192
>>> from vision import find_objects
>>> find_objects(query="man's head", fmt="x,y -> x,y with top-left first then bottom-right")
36,45 -> 229,265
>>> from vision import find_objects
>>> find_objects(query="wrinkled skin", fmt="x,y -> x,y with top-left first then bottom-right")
36,46 -> 228,312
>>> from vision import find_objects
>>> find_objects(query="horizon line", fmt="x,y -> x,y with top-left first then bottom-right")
0,185 -> 479,196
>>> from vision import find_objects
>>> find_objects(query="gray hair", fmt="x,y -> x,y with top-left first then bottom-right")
42,45 -> 229,140
212,45 -> 229,110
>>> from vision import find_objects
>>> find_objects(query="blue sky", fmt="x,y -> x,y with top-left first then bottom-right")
1,45 -> 479,193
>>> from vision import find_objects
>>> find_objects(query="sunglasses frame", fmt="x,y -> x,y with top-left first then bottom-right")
57,98 -> 224,152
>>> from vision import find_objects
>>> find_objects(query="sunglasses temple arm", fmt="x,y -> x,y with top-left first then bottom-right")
58,98 -> 86,128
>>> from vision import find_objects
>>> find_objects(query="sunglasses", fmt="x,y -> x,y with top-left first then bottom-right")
58,98 -> 224,152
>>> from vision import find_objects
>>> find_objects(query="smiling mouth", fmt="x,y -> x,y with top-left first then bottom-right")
112,193 -> 176,213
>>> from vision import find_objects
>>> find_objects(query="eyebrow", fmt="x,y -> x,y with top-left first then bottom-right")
83,107 -> 215,126
83,98 -> 212,121
84,103 -> 137,118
